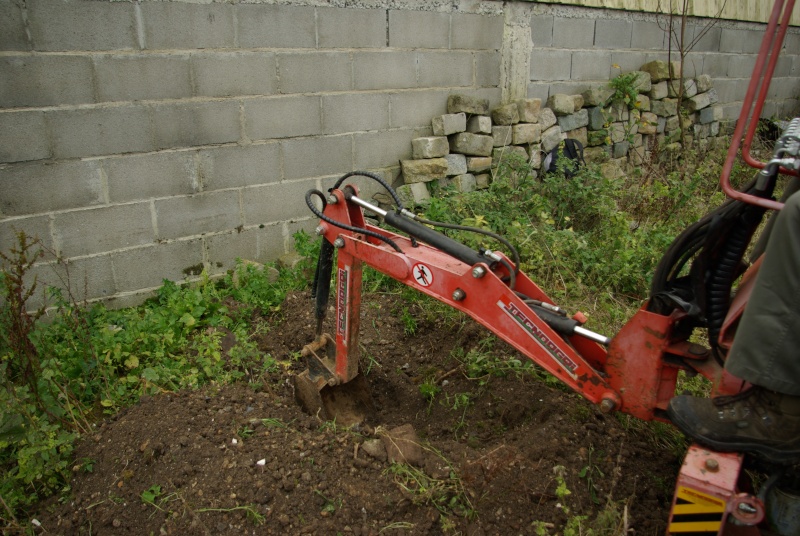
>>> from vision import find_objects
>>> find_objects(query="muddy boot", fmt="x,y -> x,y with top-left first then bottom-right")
667,387 -> 800,464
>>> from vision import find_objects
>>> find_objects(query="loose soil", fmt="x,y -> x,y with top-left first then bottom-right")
34,290 -> 681,535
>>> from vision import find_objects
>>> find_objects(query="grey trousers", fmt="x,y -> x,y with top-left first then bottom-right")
727,189 -> 800,396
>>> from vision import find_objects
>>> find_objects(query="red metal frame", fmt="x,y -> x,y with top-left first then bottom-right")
719,0 -> 798,211
310,2 -> 798,532
320,188 -> 731,420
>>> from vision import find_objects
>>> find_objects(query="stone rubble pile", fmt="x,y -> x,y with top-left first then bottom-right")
390,60 -> 726,208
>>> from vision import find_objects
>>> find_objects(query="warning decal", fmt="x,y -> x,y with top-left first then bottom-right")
667,486 -> 725,534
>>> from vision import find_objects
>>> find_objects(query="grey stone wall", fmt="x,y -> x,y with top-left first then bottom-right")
528,4 -> 800,120
0,0 -> 798,308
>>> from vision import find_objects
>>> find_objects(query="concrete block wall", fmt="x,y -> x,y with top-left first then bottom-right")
0,0 -> 504,308
1,0 -> 798,308
528,5 -> 800,121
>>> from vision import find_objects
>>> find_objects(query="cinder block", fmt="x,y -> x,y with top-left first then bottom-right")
28,0 -> 137,51
553,17 -> 594,49
141,2 -> 235,50
774,56 -> 793,78
353,130 -> 414,170
245,95 -> 322,141
353,51 -> 417,91
322,93 -> 390,134
113,240 -> 204,292
451,13 -> 504,50
95,54 -> 192,102
237,4 -> 316,49
720,28 -> 764,55
242,178 -> 318,225
320,170 -> 391,201
594,20 -> 632,49
199,144 -> 281,191
728,54 -> 756,78
281,136 -> 352,180
193,52 -> 278,98
105,152 -> 198,203
712,78 -> 747,105
0,2 -> 29,50
0,111 -> 50,163
388,10 -> 449,49
28,255 -> 116,308
418,51 -> 473,88
688,24 -> 721,52
530,49 -> 571,81
0,55 -> 93,107
151,101 -> 240,150
572,50 -> 613,81
526,83 -> 550,102
0,215 -> 53,255
530,14 -> 554,47
277,52 -> 352,94
476,51 -> 502,87
53,203 -> 154,257
205,228 -> 259,276
390,90 -> 449,128
0,160 -> 103,216
155,191 -> 241,240
48,105 -> 154,159
702,53 -> 730,77
631,21 -> 665,50
610,51 -> 647,75
318,7 -> 386,48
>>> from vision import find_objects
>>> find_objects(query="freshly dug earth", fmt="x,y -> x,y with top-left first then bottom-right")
34,290 -> 682,535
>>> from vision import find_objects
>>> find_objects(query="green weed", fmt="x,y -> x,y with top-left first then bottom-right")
0,232 -> 317,526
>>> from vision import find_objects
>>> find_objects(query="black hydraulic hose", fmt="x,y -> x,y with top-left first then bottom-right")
414,216 -> 521,278
383,210 -> 489,267
706,204 -> 766,352
305,189 -> 403,253
497,257 -> 517,290
333,171 -> 407,212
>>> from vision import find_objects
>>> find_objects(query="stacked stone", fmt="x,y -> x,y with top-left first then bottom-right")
641,60 -> 720,149
394,61 -> 725,207
397,95 -> 557,207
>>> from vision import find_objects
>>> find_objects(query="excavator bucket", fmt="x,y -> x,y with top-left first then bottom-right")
293,334 -> 374,426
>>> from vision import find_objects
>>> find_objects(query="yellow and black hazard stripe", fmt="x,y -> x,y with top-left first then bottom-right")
668,486 -> 726,535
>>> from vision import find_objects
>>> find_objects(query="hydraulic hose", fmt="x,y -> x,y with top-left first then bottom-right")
305,189 -> 403,253
706,203 -> 767,354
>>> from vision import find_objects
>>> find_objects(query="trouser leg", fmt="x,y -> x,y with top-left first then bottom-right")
726,190 -> 800,396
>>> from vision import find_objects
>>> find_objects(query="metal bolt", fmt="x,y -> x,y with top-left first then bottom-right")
472,266 -> 486,278
599,398 -> 616,413
327,195 -> 338,205
737,502 -> 757,515
452,288 -> 466,301
333,237 -> 345,249
315,225 -> 325,236
704,458 -> 719,472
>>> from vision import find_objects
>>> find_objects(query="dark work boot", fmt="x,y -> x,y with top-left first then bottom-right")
667,387 -> 800,464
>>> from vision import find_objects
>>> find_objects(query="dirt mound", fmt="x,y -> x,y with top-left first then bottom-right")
33,291 -> 679,535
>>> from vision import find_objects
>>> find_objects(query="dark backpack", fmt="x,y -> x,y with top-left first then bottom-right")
542,138 -> 586,178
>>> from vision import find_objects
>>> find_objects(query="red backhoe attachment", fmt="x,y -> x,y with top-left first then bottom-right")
295,0 -> 800,532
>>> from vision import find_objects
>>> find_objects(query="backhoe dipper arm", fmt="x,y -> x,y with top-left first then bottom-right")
314,185 -> 624,412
